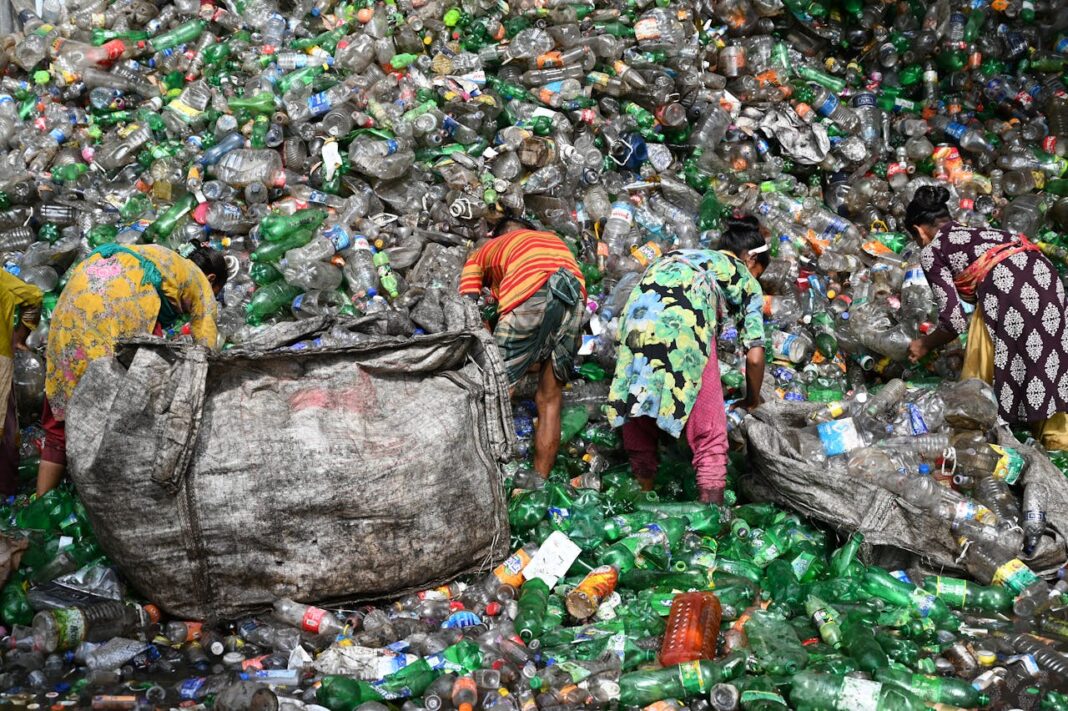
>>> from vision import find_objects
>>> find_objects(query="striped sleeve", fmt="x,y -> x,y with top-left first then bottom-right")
459,244 -> 489,296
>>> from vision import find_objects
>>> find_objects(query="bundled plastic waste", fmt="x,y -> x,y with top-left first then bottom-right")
0,0 -> 1067,705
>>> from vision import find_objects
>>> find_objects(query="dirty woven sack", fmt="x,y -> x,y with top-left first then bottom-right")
65,317 -> 514,619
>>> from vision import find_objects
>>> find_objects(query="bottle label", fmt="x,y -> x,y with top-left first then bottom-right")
323,225 -> 352,252
791,551 -> 815,579
51,608 -> 87,650
816,418 -> 862,457
943,121 -> 967,141
906,403 -> 929,436
179,677 -> 207,700
934,576 -> 968,605
301,605 -> 328,633
676,660 -> 707,695
306,91 -> 331,117
989,444 -> 1024,485
632,241 -> 662,268
633,18 -> 660,41
609,203 -> 634,225
908,589 -> 938,618
1025,510 -> 1046,525
817,92 -> 839,117
838,676 -> 881,711
852,93 -> 876,108
493,548 -> 533,588
993,558 -> 1040,594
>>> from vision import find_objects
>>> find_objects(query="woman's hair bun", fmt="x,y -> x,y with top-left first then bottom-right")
913,185 -> 951,211
724,213 -> 760,230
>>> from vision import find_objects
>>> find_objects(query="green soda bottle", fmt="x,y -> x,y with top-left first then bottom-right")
840,614 -> 889,673
875,667 -> 986,707
603,512 -> 654,542
805,595 -> 843,648
598,517 -> 687,572
250,229 -> 315,263
508,489 -> 550,532
514,578 -> 550,641
150,19 -> 206,51
829,532 -> 864,578
229,91 -> 276,115
260,209 -> 328,242
862,568 -> 958,629
145,192 -> 197,243
617,650 -> 747,706
791,671 -> 925,710
922,575 -> 1012,613
761,559 -> 803,616
245,282 -> 301,325
560,405 -> 589,444
316,676 -> 384,709
744,609 -> 809,675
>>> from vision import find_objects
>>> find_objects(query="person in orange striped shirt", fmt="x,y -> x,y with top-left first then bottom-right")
460,217 -> 586,477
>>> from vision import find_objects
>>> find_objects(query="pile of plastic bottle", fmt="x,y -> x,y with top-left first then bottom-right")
1,0 -> 1068,705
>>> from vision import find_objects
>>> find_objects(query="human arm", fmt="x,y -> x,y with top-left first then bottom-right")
908,328 -> 957,363
740,346 -> 765,410
0,271 -> 43,350
458,244 -> 488,299
909,246 -> 968,362
171,269 -> 219,348
736,266 -> 766,409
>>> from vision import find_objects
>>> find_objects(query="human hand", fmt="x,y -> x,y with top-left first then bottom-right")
907,337 -> 930,364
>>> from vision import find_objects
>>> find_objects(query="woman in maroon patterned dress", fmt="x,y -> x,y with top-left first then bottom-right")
904,185 -> 1068,449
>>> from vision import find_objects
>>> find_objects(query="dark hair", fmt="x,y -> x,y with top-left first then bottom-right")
720,214 -> 769,269
187,242 -> 229,288
905,185 -> 951,238
493,216 -> 536,237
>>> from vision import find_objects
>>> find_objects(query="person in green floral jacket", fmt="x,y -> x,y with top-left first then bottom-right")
605,215 -> 769,503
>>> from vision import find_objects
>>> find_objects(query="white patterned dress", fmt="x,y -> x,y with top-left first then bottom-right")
920,221 -> 1068,423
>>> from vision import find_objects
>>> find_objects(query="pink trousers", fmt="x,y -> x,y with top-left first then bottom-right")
621,352 -> 729,492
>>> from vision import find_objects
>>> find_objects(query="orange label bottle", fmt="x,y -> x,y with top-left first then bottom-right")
564,565 -> 619,619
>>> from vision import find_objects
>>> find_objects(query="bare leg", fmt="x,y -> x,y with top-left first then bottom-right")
36,461 -> 65,498
533,360 -> 563,478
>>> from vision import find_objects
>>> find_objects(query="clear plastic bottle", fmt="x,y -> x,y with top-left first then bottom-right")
272,598 -> 345,636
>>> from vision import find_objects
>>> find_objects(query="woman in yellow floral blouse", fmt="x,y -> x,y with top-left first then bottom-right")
605,216 -> 768,504
37,242 -> 229,496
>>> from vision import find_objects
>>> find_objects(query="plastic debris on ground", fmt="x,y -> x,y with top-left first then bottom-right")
1,0 -> 1068,706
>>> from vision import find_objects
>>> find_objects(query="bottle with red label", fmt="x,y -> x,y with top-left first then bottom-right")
659,591 -> 722,666
272,598 -> 345,636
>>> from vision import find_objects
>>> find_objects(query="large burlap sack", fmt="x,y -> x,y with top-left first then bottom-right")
66,315 -> 514,620
740,395 -> 1068,577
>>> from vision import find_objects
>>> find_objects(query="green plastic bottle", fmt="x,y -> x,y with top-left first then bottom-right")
317,676 -> 384,710
260,209 -> 328,242
560,405 -> 589,444
805,595 -> 843,649
145,192 -> 197,243
744,609 -> 809,676
840,613 -> 890,673
862,568 -> 958,629
250,229 -> 315,263
791,671 -> 926,710
514,578 -> 550,641
508,489 -> 550,533
829,533 -> 864,578
922,575 -> 1012,613
875,667 -> 986,707
150,19 -> 207,52
617,650 -> 747,706
761,559 -> 804,616
245,282 -> 301,325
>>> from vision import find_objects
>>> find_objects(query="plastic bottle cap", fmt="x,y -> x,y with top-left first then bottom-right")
33,70 -> 50,85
